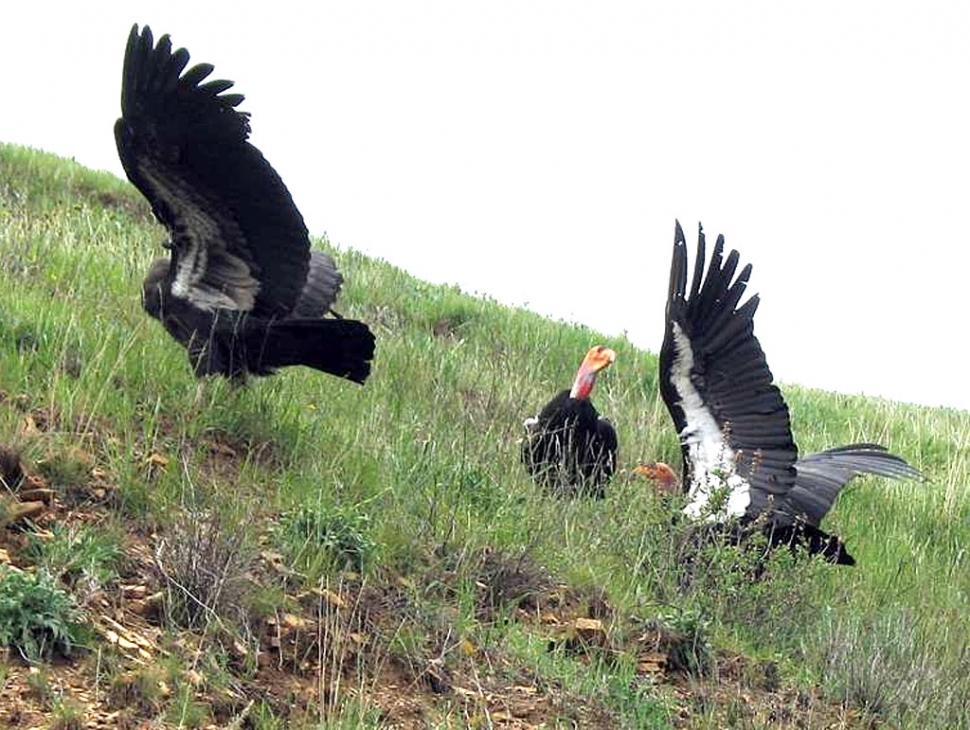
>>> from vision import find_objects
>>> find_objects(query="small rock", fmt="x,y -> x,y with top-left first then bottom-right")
17,488 -> 54,504
297,587 -> 347,609
540,611 -> 560,625
121,584 -> 148,600
637,651 -> 668,674
17,415 -> 40,439
0,498 -> 46,527
129,591 -> 164,619
24,474 -> 49,490
566,617 -> 608,650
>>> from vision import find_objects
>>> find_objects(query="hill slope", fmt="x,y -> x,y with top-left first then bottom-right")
1,142 -> 968,728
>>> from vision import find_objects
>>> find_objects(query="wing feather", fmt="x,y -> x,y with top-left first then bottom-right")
781,444 -> 924,525
291,250 -> 346,319
115,24 -> 311,316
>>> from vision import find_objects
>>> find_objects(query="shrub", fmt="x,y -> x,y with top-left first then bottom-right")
154,510 -> 255,630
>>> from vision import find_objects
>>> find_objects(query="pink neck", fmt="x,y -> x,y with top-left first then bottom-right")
569,367 -> 596,400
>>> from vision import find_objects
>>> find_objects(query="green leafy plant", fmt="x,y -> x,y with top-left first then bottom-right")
50,698 -> 85,730
26,523 -> 125,595
0,567 -> 85,660
279,504 -> 376,576
654,607 -> 714,677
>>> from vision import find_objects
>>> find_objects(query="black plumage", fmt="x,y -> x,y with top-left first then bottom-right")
649,221 -> 922,564
522,346 -> 618,498
115,25 -> 375,383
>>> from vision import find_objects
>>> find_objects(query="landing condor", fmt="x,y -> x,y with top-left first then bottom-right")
115,25 -> 375,383
636,222 -> 922,564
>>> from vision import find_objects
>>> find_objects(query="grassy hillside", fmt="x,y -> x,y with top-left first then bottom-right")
0,142 -> 968,728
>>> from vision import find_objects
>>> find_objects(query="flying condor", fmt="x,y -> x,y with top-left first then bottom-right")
635,222 -> 921,565
522,345 -> 618,498
114,25 -> 375,383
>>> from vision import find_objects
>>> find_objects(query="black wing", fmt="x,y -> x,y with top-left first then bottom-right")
114,24 -> 310,317
659,221 -> 798,520
784,444 -> 924,526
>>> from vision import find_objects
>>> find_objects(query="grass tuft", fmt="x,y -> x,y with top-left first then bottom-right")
279,503 -> 377,578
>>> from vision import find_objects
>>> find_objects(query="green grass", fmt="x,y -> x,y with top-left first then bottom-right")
1,141 -> 968,727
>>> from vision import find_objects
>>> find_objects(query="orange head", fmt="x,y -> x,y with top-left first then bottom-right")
634,462 -> 681,496
569,345 -> 616,400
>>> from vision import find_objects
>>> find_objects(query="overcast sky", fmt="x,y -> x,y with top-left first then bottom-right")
2,2 -> 968,411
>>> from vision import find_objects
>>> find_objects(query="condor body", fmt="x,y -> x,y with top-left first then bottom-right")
522,346 -> 618,498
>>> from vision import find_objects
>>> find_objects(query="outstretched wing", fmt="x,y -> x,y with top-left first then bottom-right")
114,24 -> 310,316
659,221 -> 798,521
783,444 -> 924,526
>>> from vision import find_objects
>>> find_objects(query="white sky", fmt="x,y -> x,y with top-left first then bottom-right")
2,2 -> 968,411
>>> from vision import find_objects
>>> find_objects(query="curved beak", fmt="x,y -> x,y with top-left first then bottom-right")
569,345 -> 616,400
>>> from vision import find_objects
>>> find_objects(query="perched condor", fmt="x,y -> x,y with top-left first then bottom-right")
635,222 -> 921,565
522,345 -> 618,498
114,25 -> 375,383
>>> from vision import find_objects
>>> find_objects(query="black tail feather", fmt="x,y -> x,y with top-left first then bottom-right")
763,521 -> 855,566
246,318 -> 375,384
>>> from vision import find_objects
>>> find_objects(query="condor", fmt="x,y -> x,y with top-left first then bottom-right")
636,222 -> 921,564
115,25 -> 375,383
522,346 -> 618,498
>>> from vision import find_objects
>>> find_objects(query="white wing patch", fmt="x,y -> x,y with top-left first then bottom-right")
669,321 -> 751,521
140,164 -> 259,313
